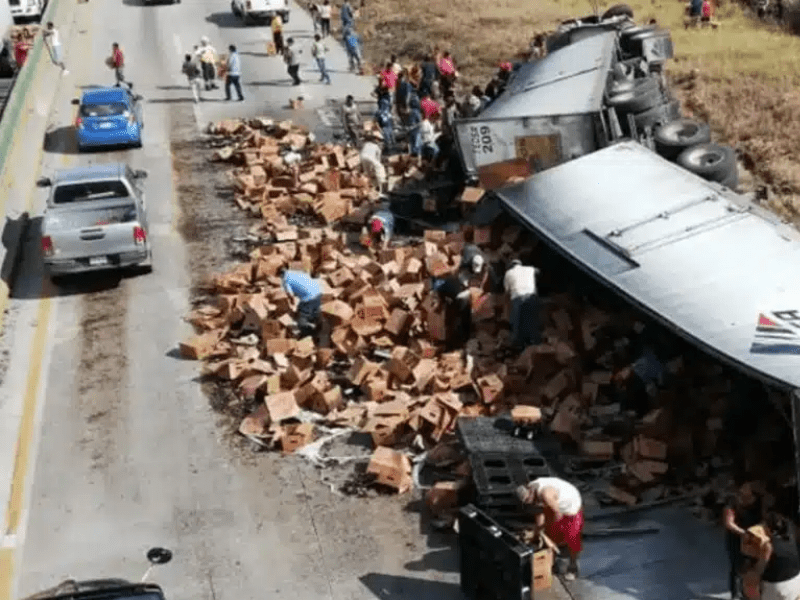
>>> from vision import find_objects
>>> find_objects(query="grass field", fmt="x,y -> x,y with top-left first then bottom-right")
353,0 -> 800,217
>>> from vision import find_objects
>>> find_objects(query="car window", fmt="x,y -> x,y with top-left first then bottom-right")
52,180 -> 130,204
79,102 -> 128,117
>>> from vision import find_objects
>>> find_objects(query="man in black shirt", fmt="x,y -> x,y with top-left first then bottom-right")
432,274 -> 471,350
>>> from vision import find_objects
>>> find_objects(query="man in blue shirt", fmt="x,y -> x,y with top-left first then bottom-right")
280,267 -> 322,338
340,0 -> 354,33
344,29 -> 362,72
225,45 -> 244,101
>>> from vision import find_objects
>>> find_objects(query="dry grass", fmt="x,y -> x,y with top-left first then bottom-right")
353,0 -> 800,216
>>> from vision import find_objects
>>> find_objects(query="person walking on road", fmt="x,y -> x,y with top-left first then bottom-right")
310,34 -> 331,84
342,94 -> 361,147
319,0 -> 332,37
109,43 -> 132,89
196,37 -> 218,91
340,0 -> 354,33
344,28 -> 362,72
283,37 -> 302,85
504,258 -> 541,350
42,22 -> 67,73
279,266 -> 322,339
309,2 -> 321,34
271,14 -> 285,55
224,45 -> 244,101
181,53 -> 202,103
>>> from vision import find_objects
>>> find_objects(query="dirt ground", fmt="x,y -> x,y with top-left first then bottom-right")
350,0 -> 800,219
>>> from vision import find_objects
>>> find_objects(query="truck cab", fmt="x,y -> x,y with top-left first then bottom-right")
231,0 -> 289,25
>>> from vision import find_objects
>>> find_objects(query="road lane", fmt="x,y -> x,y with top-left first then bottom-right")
6,1 -> 464,600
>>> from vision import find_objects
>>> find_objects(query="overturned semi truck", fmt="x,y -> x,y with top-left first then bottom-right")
458,13 -> 800,514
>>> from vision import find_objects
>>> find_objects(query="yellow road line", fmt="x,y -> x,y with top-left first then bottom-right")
3,295 -> 52,539
0,292 -> 52,600
0,547 -> 14,600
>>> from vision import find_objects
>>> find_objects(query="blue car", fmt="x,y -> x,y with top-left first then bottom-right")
73,87 -> 144,151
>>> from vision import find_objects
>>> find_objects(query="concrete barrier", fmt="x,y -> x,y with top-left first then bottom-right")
0,0 -> 74,329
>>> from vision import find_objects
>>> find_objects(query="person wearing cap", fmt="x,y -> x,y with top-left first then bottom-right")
459,243 -> 491,288
195,37 -> 219,91
504,258 -> 541,350
279,266 -> 322,338
517,478 -> 584,580
362,209 -> 394,251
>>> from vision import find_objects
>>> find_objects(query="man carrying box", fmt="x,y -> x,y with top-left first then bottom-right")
279,266 -> 322,339
517,477 -> 584,580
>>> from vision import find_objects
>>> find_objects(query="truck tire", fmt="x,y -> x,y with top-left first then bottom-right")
609,75 -> 659,96
231,1 -> 239,15
677,143 -> 738,188
607,85 -> 663,114
601,3 -> 634,19
654,118 -> 711,161
281,10 -> 289,23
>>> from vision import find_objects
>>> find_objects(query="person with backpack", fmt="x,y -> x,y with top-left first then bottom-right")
181,53 -> 202,103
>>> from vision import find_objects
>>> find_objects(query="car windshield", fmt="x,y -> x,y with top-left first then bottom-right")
80,102 -> 128,118
53,180 -> 130,205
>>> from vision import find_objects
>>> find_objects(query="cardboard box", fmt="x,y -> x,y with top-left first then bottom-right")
366,447 -> 413,493
634,436 -> 668,460
581,439 -> 614,460
742,525 -> 769,558
265,391 -> 300,422
531,549 -> 554,592
281,423 -> 315,453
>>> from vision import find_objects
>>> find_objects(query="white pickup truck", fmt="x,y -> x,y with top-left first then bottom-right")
231,0 -> 289,24
37,163 -> 152,281
8,0 -> 46,23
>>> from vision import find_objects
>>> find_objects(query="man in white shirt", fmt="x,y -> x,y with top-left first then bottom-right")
43,22 -> 67,73
359,136 -> 387,191
517,477 -> 584,580
503,258 -> 540,350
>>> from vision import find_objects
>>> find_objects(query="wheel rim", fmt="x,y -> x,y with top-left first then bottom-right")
701,151 -> 723,166
676,123 -> 699,139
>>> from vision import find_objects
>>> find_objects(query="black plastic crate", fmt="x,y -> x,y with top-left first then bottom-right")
458,505 -> 532,600
470,453 -> 551,496
457,417 -> 541,455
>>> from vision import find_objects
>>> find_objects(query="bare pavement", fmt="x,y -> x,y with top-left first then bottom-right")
0,0 -> 740,599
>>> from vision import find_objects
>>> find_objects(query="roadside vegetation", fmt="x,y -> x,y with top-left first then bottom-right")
355,0 -> 800,218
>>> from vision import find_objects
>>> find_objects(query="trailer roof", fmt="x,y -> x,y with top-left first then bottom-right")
477,31 -> 616,121
493,141 -> 800,390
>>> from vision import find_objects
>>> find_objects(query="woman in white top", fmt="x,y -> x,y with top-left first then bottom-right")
419,115 -> 440,168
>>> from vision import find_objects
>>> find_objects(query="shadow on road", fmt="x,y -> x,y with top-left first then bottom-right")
147,97 -> 195,104
245,80 -> 294,87
205,12 -> 244,28
359,573 -> 462,600
43,126 -> 79,155
1,212 -> 30,296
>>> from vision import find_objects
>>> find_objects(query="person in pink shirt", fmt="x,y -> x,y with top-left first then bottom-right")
437,50 -> 457,94
420,95 -> 441,120
379,62 -> 397,91
701,0 -> 713,21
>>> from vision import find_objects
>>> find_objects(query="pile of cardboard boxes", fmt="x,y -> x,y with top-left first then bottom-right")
185,118 -> 793,507
205,117 -> 425,234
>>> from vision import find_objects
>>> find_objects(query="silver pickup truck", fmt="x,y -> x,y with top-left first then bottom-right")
38,163 -> 152,279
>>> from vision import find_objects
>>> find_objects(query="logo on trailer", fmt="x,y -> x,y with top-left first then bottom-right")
750,310 -> 800,355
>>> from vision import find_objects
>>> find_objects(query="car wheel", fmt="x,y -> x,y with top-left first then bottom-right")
133,137 -> 143,149
138,250 -> 153,275
654,118 -> 711,161
608,75 -> 659,96
676,143 -> 738,186
231,1 -> 239,15
281,10 -> 289,23
601,3 -> 634,19
607,85 -> 663,114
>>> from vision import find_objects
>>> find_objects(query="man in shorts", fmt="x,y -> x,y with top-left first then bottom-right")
517,477 -> 584,580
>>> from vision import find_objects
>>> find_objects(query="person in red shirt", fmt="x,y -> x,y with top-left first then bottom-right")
14,35 -> 31,69
701,0 -> 713,21
379,61 -> 397,92
420,95 -> 441,120
437,50 -> 457,94
110,42 -> 132,89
